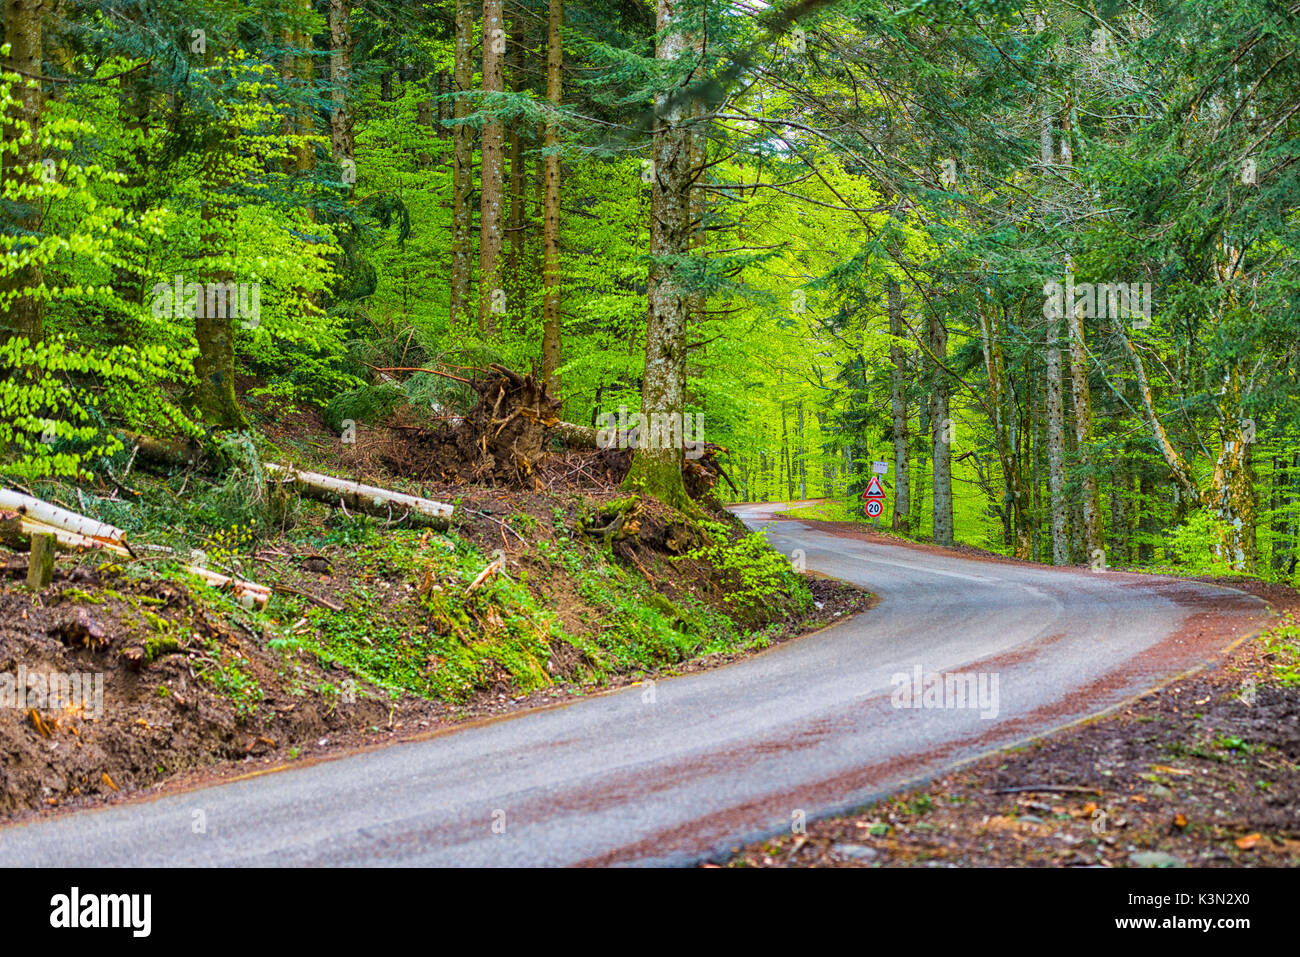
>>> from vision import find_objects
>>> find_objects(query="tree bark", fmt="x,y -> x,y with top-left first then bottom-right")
479,0 -> 505,334
929,309 -> 953,545
1044,328 -> 1070,564
450,0 -> 475,328
506,10 -> 527,297
191,118 -> 246,430
888,279 -> 910,533
621,0 -> 698,509
1209,363 -> 1258,571
796,401 -> 807,500
541,0 -> 563,393
264,464 -> 453,526
979,304 -> 1031,557
1068,298 -> 1103,560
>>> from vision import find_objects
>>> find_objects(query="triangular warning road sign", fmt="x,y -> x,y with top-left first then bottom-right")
863,475 -> 885,498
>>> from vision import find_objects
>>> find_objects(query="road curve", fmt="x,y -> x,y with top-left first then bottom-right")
0,504 -> 1270,866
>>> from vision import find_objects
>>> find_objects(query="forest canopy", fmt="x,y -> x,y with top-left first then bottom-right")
2,0 -> 1298,578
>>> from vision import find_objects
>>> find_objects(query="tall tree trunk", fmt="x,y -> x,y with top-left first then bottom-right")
1,0 -> 44,343
1288,452 -> 1299,577
506,10 -> 529,301
1138,471 -> 1156,563
889,279 -> 910,533
450,0 -> 475,328
622,0 -> 697,508
911,434 -> 928,536
1272,455 -> 1292,572
1209,363 -> 1258,571
541,0 -> 563,393
1044,328 -> 1070,565
109,68 -> 152,332
929,310 -> 953,545
814,410 -> 835,497
1068,300 -> 1103,560
478,0 -> 506,334
417,92 -> 434,169
1111,463 -> 1130,566
192,131 -> 246,430
328,0 -> 354,182
781,401 -> 792,500
979,304 -> 1031,557
796,401 -> 807,500
1030,367 -> 1043,562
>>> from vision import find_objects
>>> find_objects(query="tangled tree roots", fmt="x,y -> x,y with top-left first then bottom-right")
371,364 -> 737,500
546,425 -> 736,502
378,365 -> 561,486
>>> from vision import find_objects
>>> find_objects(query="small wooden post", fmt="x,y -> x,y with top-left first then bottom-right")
27,532 -> 55,588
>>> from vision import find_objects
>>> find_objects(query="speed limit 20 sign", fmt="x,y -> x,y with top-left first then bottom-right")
861,475 -> 885,519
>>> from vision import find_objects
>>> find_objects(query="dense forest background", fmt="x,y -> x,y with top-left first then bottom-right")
2,0 -> 1298,578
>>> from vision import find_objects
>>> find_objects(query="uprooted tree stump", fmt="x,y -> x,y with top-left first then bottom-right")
378,364 -> 562,486
547,427 -> 738,502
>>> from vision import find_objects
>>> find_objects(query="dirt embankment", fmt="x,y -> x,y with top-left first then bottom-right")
1,385 -> 869,820
0,568 -> 391,818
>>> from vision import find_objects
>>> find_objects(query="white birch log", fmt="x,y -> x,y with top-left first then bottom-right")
0,488 -> 129,547
184,565 -> 271,609
264,464 -> 453,526
0,510 -> 132,557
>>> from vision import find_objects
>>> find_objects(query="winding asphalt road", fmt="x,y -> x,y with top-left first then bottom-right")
0,503 -> 1271,866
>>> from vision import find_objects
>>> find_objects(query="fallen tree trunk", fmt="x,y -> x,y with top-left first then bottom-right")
0,494 -> 270,607
0,509 -> 133,557
114,430 -> 201,471
264,464 -> 453,527
0,489 -> 131,549
552,420 -> 599,449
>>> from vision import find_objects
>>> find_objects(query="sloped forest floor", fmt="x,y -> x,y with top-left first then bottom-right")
0,374 -> 868,819
722,578 -> 1300,868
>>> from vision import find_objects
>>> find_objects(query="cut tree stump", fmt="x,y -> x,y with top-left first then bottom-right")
27,532 -> 55,588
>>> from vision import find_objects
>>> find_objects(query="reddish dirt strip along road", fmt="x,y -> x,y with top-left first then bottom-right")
0,504 -> 1271,866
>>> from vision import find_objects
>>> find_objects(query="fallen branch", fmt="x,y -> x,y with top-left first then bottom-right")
263,464 -> 453,527
184,565 -> 271,609
464,559 -> 503,596
992,785 -> 1105,796
361,362 -> 473,384
271,584 -> 345,612
463,508 -> 529,545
